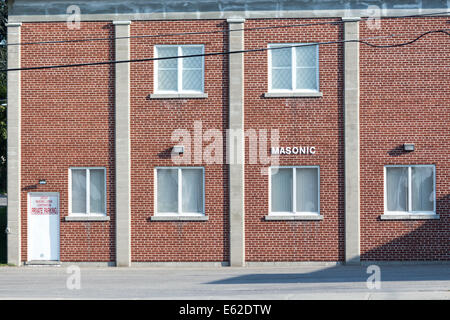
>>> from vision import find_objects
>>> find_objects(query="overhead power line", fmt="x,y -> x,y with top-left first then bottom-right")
2,10 -> 450,47
1,29 -> 449,73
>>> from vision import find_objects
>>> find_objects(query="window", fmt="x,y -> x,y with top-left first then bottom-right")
70,168 -> 106,216
154,45 -> 204,93
155,167 -> 204,216
268,44 -> 319,92
270,166 -> 320,215
385,165 -> 435,214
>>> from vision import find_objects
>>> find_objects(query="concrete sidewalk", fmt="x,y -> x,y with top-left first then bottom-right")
0,264 -> 449,300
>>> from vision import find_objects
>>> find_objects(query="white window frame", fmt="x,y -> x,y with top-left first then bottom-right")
269,166 -> 320,216
268,43 -> 320,93
154,167 -> 205,217
384,165 -> 436,215
154,45 -> 205,94
68,167 -> 107,217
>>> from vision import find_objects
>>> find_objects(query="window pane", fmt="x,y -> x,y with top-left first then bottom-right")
412,167 -> 434,212
90,169 -> 105,214
272,68 -> 292,90
296,67 -> 317,90
182,69 -> 202,92
158,69 -> 178,91
296,168 -> 318,213
157,47 -> 178,69
386,167 -> 408,212
271,47 -> 291,68
182,46 -> 202,69
72,169 -> 86,213
271,168 -> 293,212
157,169 -> 178,213
296,46 -> 317,68
182,169 -> 203,213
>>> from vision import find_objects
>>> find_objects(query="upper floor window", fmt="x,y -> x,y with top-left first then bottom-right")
268,44 -> 319,93
70,168 -> 106,216
154,45 -> 204,93
385,165 -> 436,215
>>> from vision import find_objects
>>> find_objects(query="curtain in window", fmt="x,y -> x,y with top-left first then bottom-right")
157,47 -> 178,91
90,169 -> 105,214
412,167 -> 434,212
295,46 -> 317,90
182,169 -> 203,213
271,46 -> 292,90
182,46 -> 203,92
271,168 -> 292,212
296,168 -> 318,213
72,169 -> 86,213
157,169 -> 178,213
386,167 -> 408,212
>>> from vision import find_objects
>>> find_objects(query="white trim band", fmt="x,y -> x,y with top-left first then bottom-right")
150,216 -> 209,221
265,215 -> 324,221
8,9 -> 450,23
112,20 -> 131,25
264,92 -> 323,98
65,216 -> 111,222
380,214 -> 440,220
148,93 -> 208,99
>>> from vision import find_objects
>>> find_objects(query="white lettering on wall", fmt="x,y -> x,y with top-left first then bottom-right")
271,146 -> 316,155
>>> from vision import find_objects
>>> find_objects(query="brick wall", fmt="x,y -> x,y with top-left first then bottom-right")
360,17 -> 450,260
243,19 -> 345,262
129,21 -> 229,262
18,16 -> 449,263
20,22 -> 115,262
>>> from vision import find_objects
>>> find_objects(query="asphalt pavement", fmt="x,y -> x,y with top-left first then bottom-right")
0,264 -> 449,300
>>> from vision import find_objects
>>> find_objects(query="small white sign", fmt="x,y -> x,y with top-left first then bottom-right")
30,195 -> 58,216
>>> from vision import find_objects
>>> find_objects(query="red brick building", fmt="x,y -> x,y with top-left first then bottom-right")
6,0 -> 450,266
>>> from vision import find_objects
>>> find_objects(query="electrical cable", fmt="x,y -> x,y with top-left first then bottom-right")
1,28 -> 449,73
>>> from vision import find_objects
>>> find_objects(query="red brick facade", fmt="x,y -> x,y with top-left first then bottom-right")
129,21 -> 229,262
359,17 -> 450,260
243,19 -> 345,262
21,22 -> 115,262
18,17 -> 449,263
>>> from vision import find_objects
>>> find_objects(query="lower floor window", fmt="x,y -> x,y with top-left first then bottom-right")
270,166 -> 319,214
385,165 -> 435,214
156,167 -> 204,215
70,167 -> 106,215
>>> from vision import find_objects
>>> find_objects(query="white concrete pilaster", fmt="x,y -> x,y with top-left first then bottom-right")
113,20 -> 131,267
227,18 -> 245,267
6,22 -> 22,266
343,17 -> 361,265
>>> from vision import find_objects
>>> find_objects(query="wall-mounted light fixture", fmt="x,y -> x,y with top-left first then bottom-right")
403,143 -> 415,152
172,145 -> 184,154
38,179 -> 47,185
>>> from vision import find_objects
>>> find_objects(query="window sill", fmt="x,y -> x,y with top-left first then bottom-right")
65,216 -> 110,222
264,214 -> 323,221
264,92 -> 323,98
148,93 -> 208,99
150,215 -> 209,221
380,214 -> 440,221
